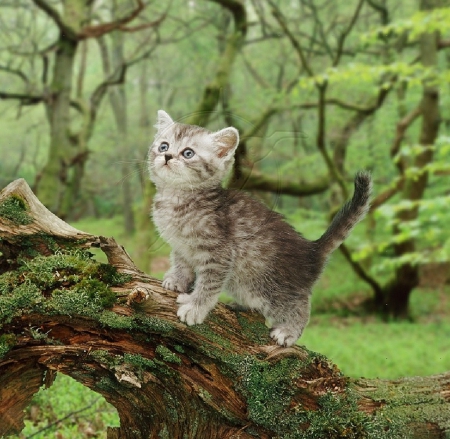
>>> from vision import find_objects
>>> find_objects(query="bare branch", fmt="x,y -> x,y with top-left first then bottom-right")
232,167 -> 330,197
30,0 -> 78,40
0,65 -> 29,84
366,0 -> 390,25
333,0 -> 365,66
78,0 -> 146,39
269,1 -> 314,76
390,105 -> 422,174
0,91 -> 43,105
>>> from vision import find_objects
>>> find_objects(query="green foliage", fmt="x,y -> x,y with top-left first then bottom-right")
363,7 -> 450,44
0,195 -> 33,225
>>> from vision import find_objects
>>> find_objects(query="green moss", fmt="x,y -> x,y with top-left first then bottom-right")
198,387 -> 212,402
210,350 -> 393,439
0,283 -> 43,326
0,195 -> 33,225
358,377 -> 450,438
0,334 -> 16,358
0,250 -> 131,326
174,345 -> 185,354
137,315 -> 175,334
235,312 -> 270,345
190,322 -> 233,352
156,345 -> 182,365
99,311 -> 134,330
90,349 -> 122,368
158,425 -> 170,439
123,353 -> 156,370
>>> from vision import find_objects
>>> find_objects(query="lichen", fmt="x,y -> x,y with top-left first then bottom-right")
0,195 -> 33,225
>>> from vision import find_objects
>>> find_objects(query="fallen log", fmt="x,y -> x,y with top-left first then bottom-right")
0,179 -> 449,438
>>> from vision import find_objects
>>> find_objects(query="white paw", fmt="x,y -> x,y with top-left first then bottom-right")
270,327 -> 300,347
162,277 -> 187,293
177,300 -> 209,326
176,293 -> 192,305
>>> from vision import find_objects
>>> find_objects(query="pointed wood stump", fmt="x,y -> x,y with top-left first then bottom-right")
0,179 -> 449,438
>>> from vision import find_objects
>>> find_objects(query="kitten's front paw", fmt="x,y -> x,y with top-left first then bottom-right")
162,277 -> 188,294
176,294 -> 209,326
270,326 -> 301,347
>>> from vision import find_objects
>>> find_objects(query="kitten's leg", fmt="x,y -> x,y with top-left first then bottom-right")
177,263 -> 227,325
269,295 -> 311,347
162,251 -> 195,294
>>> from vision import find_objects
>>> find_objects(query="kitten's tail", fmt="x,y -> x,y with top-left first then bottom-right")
315,171 -> 372,256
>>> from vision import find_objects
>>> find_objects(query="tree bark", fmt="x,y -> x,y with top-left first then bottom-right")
1,178 -> 450,439
380,0 -> 442,318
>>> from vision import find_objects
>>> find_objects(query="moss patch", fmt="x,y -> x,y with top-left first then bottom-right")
0,333 -> 16,358
0,250 -> 129,327
0,195 -> 33,225
212,351 -> 395,439
156,345 -> 181,365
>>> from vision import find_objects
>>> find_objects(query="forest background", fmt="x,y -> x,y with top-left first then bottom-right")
1,0 -> 450,437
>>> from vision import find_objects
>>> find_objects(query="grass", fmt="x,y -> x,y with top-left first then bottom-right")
7,213 -> 450,437
11,375 -> 119,439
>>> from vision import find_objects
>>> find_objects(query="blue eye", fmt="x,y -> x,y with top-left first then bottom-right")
182,148 -> 195,159
158,142 -> 169,152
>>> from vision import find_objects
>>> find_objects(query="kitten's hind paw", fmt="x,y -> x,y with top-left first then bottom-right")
270,327 -> 301,347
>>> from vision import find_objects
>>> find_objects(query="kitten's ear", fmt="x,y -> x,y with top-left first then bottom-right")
211,127 -> 239,158
155,110 -> 174,132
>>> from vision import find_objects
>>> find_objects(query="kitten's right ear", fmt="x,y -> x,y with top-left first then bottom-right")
211,127 -> 239,158
155,110 -> 174,132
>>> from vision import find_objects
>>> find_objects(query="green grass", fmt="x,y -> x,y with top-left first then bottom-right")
10,214 -> 449,436
300,320 -> 450,379
10,375 -> 119,439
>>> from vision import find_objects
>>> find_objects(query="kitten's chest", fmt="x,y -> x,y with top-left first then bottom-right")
152,193 -> 215,250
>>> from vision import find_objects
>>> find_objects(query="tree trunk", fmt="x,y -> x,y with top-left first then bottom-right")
1,178 -> 450,439
380,0 -> 441,318
186,0 -> 247,127
38,30 -> 79,216
105,26 -> 136,236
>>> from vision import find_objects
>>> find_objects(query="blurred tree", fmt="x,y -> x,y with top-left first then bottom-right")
368,0 -> 448,316
0,0 -> 162,219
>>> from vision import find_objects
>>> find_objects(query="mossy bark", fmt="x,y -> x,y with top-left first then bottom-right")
1,179 -> 450,439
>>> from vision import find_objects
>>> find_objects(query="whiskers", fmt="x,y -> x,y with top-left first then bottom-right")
111,158 -> 148,188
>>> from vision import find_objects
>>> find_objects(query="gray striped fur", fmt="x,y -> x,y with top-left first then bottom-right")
148,110 -> 372,347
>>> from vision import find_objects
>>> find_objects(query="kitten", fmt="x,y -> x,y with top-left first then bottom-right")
148,110 -> 371,347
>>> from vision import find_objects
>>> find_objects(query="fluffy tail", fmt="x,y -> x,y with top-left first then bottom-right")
316,171 -> 372,256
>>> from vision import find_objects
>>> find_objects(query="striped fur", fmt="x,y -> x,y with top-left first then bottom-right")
148,110 -> 372,347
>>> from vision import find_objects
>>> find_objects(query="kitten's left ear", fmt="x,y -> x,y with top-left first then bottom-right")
155,110 -> 174,132
211,127 -> 239,158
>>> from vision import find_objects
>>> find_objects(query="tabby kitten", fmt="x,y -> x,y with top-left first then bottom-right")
149,110 -> 371,347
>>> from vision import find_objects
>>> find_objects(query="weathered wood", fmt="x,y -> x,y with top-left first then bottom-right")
0,179 -> 449,438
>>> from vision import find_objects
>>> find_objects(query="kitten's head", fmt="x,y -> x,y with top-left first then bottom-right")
148,110 -> 239,190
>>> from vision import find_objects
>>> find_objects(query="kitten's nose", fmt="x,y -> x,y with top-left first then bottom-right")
164,154 -> 173,164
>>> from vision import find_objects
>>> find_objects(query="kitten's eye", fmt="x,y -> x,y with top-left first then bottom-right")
158,142 -> 169,152
182,148 -> 195,159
